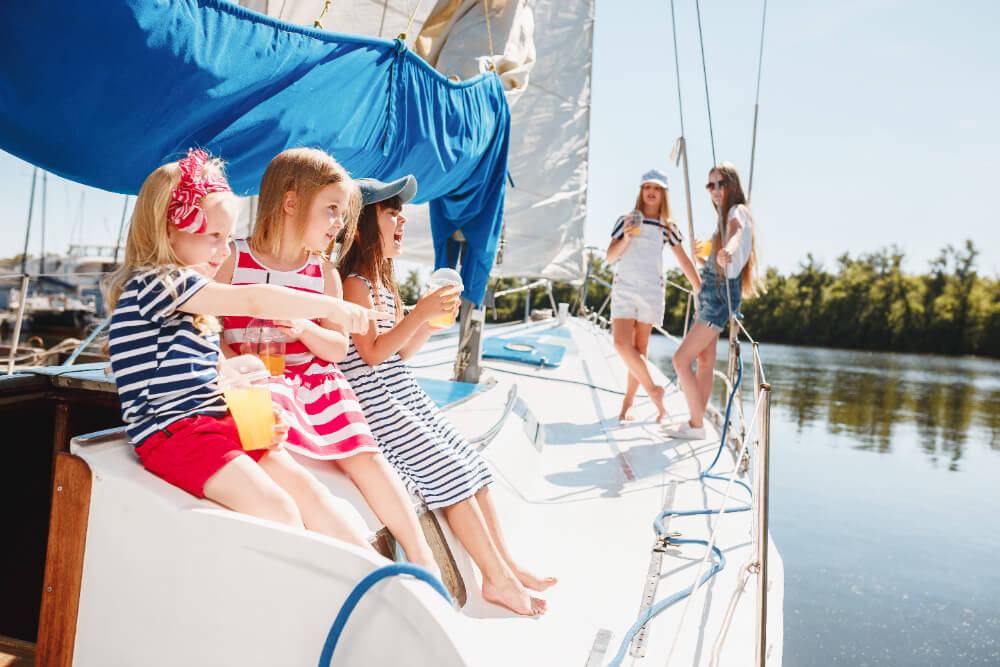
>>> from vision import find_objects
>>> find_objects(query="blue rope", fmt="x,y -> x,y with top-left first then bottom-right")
606,540 -> 726,666
318,563 -> 451,667
612,355 -> 750,664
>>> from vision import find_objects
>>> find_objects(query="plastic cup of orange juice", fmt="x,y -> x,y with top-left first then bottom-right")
426,268 -> 463,329
627,210 -> 643,236
239,319 -> 287,376
219,355 -> 275,451
696,239 -> 713,259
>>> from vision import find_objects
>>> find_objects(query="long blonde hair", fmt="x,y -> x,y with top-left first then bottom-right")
250,147 -> 360,259
102,154 -> 231,330
633,184 -> 672,226
708,162 -> 763,298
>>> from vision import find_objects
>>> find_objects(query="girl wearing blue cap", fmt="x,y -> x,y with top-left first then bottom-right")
666,162 -> 761,440
606,169 -> 700,424
339,175 -> 556,616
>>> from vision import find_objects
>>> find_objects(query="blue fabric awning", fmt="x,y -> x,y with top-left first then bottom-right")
0,0 -> 509,305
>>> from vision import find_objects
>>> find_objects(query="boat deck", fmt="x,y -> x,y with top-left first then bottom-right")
411,316 -> 784,665
11,316 -> 782,666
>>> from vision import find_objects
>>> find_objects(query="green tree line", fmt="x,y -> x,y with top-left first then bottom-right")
414,240 -> 999,358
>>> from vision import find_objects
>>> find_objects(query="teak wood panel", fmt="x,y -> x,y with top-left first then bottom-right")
34,454 -> 92,667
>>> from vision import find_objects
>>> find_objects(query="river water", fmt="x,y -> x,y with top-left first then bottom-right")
645,338 -> 1000,666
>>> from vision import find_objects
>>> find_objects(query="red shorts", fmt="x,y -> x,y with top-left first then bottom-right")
136,413 -> 267,498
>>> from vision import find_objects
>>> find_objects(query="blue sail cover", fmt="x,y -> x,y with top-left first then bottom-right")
0,0 -> 509,305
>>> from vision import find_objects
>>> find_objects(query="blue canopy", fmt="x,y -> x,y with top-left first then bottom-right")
0,0 -> 509,305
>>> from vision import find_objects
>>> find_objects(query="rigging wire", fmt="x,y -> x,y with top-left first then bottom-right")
482,0 -> 497,70
692,0 -> 736,334
398,0 -> 426,42
747,0 -> 768,200
668,0 -> 698,271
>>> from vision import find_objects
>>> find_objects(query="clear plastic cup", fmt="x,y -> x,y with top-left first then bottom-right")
696,239 -> 713,259
218,355 -> 275,451
627,209 -> 643,236
426,268 -> 463,329
239,319 -> 287,376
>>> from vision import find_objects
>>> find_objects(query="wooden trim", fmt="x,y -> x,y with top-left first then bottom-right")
369,510 -> 467,609
0,635 -> 35,667
52,402 -> 70,456
35,454 -> 92,667
420,510 -> 467,609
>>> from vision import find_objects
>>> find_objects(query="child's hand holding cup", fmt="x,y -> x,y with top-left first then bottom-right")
625,209 -> 643,237
424,268 -> 463,329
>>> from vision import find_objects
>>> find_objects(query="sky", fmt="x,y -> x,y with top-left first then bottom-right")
1,0 -> 998,278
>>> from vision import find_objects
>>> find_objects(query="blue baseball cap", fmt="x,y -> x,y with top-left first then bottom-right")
356,175 -> 418,207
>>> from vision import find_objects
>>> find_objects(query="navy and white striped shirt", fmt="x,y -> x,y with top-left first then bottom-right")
108,267 -> 227,446
610,215 -> 683,246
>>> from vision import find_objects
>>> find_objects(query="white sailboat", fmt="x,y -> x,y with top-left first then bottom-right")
0,2 -> 781,665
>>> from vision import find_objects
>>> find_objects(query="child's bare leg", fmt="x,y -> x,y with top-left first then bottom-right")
337,452 -> 438,576
696,340 -> 717,416
442,498 -> 545,616
203,456 -> 304,527
474,486 -> 556,592
613,318 -> 667,421
619,371 -> 639,422
672,322 -> 718,428
256,449 -> 376,553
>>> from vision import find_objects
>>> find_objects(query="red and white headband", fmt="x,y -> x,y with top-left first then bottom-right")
168,149 -> 232,234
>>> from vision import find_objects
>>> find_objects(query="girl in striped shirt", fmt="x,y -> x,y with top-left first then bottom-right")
105,149 -> 389,554
339,175 -> 557,617
217,148 -> 437,574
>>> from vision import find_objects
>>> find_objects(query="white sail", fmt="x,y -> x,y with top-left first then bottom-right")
244,0 -> 592,284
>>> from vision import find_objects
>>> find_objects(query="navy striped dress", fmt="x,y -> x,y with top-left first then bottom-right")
339,275 -> 493,509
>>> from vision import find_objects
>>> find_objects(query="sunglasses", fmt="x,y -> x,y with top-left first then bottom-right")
705,181 -> 726,190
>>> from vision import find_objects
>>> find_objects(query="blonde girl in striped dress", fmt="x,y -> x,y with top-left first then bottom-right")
217,148 -> 436,574
339,175 -> 556,617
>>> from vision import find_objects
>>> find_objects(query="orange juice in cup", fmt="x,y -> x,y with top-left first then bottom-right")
219,357 -> 275,450
626,210 -> 643,236
427,268 -> 463,329
258,341 -> 286,376
696,239 -> 713,259
240,319 -> 287,376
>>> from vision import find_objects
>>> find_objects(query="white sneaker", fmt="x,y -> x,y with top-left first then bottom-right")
664,423 -> 706,440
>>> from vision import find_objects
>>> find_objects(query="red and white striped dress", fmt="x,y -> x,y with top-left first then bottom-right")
222,239 -> 379,459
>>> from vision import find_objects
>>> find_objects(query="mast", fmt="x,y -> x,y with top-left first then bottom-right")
39,171 -> 47,275
113,195 -> 130,265
19,168 -> 38,276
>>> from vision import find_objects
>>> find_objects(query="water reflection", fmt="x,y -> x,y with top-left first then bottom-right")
650,339 -> 1000,471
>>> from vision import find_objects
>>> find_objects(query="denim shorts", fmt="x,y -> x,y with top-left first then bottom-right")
695,267 -> 742,332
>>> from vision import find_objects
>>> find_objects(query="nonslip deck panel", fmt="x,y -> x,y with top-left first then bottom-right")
482,336 -> 566,367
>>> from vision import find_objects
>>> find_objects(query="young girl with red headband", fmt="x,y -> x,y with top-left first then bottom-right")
216,148 -> 437,574
105,149 -> 389,553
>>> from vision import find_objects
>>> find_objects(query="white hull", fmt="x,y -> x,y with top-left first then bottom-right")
66,316 -> 782,666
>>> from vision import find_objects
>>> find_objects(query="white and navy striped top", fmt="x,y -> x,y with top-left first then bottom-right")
108,267 -> 227,446
611,215 -> 683,287
610,215 -> 683,245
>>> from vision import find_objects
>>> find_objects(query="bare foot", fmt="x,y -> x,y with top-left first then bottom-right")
618,404 -> 636,424
513,567 -> 558,592
482,575 -> 546,616
650,385 -> 668,422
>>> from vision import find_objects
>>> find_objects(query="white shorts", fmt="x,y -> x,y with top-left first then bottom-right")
611,280 -> 665,325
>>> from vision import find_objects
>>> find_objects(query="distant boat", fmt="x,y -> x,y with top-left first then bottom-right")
7,285 -> 99,335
